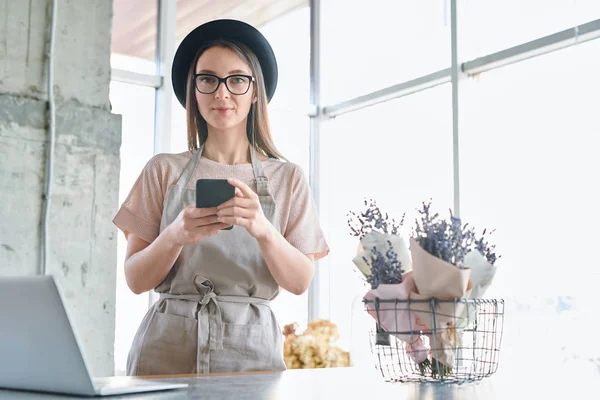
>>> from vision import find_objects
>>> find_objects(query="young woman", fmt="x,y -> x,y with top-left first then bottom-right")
113,19 -> 329,375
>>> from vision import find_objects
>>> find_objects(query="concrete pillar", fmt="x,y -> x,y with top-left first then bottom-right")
0,0 -> 121,376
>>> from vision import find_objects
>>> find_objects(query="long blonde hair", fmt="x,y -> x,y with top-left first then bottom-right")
185,39 -> 285,160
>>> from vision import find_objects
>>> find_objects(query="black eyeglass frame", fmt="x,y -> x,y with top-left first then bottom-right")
192,73 -> 256,95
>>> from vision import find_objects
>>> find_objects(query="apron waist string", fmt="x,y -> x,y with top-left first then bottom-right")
158,292 -> 271,305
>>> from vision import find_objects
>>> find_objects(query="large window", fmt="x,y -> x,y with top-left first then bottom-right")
110,0 -> 600,377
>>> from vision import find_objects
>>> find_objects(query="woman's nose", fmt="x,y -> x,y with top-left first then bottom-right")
214,81 -> 230,99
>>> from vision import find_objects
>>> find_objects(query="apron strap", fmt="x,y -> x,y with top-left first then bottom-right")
176,145 -> 204,188
250,146 -> 270,197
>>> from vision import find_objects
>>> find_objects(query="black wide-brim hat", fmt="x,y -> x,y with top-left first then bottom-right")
171,19 -> 278,108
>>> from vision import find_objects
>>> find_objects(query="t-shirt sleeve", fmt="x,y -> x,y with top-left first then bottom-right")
283,165 -> 330,262
112,155 -> 167,243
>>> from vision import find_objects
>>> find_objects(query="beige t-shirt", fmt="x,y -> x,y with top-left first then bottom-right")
113,151 -> 330,261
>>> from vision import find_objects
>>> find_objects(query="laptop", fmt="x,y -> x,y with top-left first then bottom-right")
0,275 -> 189,397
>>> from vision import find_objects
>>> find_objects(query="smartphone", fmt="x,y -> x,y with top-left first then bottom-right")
196,179 -> 236,230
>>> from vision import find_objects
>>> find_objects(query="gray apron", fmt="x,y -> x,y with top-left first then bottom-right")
126,145 -> 286,375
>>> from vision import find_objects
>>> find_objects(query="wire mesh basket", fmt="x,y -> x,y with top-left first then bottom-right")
363,297 -> 504,384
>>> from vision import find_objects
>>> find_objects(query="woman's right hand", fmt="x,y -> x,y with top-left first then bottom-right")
166,205 -> 232,246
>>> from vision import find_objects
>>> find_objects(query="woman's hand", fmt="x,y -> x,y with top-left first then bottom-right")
216,178 -> 274,241
166,205 -> 232,246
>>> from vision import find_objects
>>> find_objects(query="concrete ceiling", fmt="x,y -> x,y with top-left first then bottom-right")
111,0 -> 308,61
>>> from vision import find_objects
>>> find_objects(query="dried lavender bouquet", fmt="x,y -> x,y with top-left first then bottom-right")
410,199 -> 501,376
347,198 -> 408,287
349,200 -> 431,365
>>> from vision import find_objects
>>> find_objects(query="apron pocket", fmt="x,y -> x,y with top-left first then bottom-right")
211,323 -> 275,372
137,311 -> 198,376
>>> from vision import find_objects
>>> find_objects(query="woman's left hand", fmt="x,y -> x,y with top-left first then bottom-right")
216,178 -> 274,241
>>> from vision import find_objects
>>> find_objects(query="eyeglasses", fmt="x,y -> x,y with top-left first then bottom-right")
193,73 -> 255,95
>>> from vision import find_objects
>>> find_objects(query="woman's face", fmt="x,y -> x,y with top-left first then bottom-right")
194,46 -> 256,131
